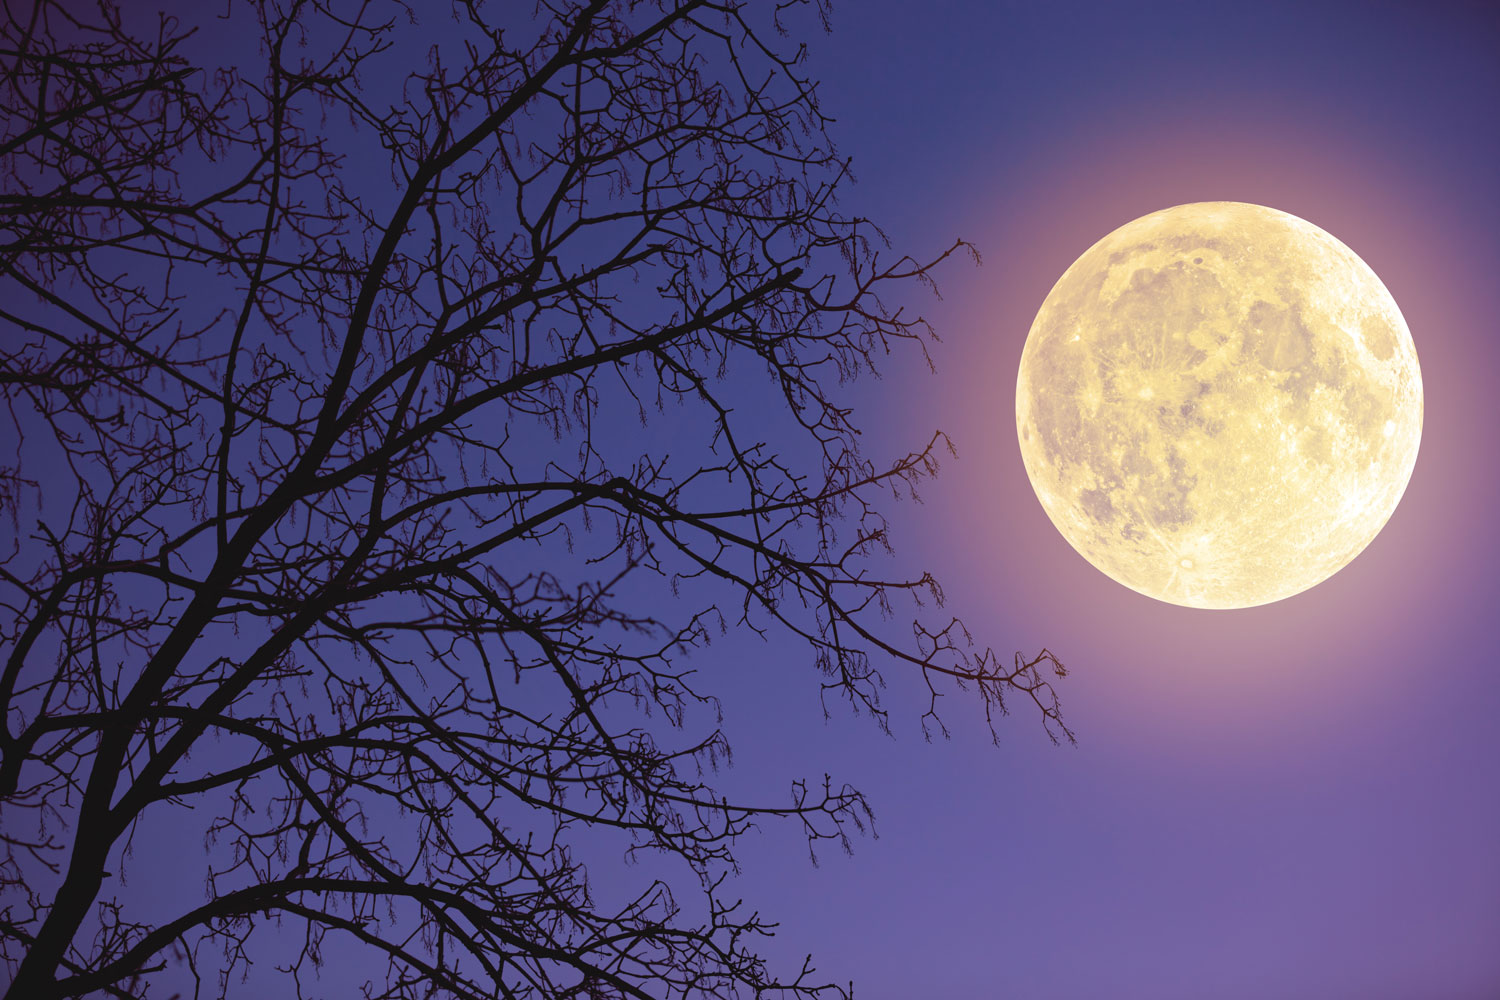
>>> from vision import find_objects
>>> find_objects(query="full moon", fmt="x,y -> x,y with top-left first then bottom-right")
1015,202 -> 1422,609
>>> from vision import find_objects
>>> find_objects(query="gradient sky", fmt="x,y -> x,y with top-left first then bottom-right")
47,2 -> 1497,997
693,3 -> 1500,997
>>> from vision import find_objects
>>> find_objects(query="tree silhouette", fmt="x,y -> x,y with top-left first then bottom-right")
0,1 -> 1069,997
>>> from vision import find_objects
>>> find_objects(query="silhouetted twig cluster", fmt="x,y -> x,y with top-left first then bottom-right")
0,2 -> 1069,997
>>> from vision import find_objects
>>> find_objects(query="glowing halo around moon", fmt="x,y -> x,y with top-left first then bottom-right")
1015,202 -> 1422,610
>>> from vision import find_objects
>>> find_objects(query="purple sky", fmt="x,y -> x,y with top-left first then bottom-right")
696,2 -> 1500,997
45,2 -> 1497,997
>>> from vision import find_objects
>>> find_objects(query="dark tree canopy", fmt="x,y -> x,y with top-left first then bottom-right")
0,1 -> 1068,997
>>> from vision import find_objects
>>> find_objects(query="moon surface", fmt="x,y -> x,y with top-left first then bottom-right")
1015,202 -> 1422,609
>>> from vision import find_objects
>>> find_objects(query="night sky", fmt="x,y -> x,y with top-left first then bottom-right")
23,2 -> 1497,997
691,2 -> 1499,997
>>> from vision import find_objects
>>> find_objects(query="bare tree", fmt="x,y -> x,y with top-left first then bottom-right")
0,1 -> 1070,997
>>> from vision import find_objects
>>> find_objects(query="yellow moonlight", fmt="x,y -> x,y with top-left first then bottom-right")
1015,202 -> 1422,609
